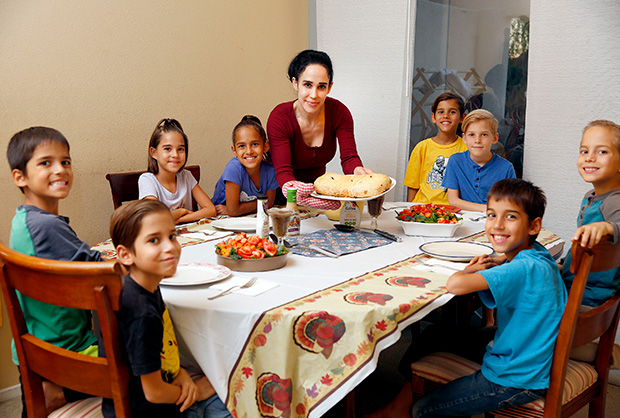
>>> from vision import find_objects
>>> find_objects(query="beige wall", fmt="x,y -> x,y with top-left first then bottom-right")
0,0 -> 308,392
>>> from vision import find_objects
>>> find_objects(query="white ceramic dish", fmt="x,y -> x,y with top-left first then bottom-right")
310,177 -> 396,202
420,241 -> 494,262
397,219 -> 462,237
161,263 -> 231,286
216,253 -> 288,272
211,217 -> 257,232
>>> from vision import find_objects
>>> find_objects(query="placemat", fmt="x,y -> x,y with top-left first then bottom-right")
284,228 -> 392,257
92,218 -> 229,260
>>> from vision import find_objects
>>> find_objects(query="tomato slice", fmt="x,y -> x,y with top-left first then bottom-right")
237,246 -> 253,259
247,235 -> 261,246
252,250 -> 265,259
263,241 -> 277,257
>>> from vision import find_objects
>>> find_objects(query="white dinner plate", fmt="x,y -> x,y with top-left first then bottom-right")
161,263 -> 231,286
211,217 -> 257,232
419,241 -> 494,262
310,176 -> 396,202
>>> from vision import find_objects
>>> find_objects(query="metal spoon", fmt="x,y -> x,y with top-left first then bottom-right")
334,224 -> 402,242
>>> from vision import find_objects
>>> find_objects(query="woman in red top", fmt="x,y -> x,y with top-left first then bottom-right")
267,49 -> 373,209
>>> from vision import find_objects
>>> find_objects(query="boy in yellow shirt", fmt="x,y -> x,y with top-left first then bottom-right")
404,92 -> 467,204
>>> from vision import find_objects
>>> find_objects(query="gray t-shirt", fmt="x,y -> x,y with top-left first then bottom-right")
138,169 -> 197,210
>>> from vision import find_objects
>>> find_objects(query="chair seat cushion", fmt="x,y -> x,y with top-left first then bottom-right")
48,397 -> 102,418
411,353 -> 598,412
411,352 -> 481,384
522,360 -> 598,411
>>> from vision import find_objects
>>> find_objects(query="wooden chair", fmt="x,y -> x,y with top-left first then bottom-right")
410,237 -> 620,418
105,165 -> 201,210
0,241 -> 131,418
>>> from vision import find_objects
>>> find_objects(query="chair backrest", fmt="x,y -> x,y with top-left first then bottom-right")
0,241 -> 131,418
105,165 -> 201,210
543,236 -> 620,417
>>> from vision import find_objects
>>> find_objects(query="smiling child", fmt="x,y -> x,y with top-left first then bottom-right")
562,120 -> 620,306
409,178 -> 567,417
403,92 -> 467,204
212,115 -> 279,216
442,109 -> 515,212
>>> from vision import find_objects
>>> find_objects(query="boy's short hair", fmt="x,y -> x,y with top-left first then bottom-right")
583,120 -> 620,153
462,109 -> 498,136
431,92 -> 465,116
487,178 -> 546,244
110,199 -> 172,252
7,126 -> 70,174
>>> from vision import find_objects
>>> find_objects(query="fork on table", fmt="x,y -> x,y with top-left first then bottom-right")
208,276 -> 258,300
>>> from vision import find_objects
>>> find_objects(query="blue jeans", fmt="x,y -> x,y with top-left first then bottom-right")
183,394 -> 232,418
411,370 -> 546,418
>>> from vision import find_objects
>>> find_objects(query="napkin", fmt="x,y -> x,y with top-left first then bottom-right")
412,258 -> 467,275
209,276 -> 279,296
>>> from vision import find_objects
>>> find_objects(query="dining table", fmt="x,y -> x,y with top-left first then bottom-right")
93,202 -> 564,418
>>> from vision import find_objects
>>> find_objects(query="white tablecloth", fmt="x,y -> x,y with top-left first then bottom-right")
160,205 -> 561,417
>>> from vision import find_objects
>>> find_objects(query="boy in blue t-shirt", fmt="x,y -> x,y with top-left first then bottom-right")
442,109 -> 515,212
411,179 -> 567,417
562,120 -> 620,306
7,127 -> 102,416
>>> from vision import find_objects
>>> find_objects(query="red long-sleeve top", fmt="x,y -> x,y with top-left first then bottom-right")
267,97 -> 364,186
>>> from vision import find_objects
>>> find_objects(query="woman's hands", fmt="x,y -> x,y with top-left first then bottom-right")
282,180 -> 341,210
353,166 -> 374,175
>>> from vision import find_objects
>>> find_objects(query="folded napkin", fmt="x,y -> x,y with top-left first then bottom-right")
209,276 -> 279,296
285,229 -> 392,257
412,257 -> 467,275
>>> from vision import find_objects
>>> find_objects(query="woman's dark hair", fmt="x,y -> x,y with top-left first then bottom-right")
147,118 -> 189,174
287,49 -> 334,84
487,178 -> 546,244
232,115 -> 266,145
110,199 -> 172,252
431,92 -> 465,116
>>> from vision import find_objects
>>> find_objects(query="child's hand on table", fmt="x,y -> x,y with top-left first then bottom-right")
172,208 -> 191,221
215,204 -> 228,216
572,222 -> 613,248
465,254 -> 506,272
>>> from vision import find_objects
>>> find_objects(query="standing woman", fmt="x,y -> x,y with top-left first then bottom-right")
267,49 -> 373,209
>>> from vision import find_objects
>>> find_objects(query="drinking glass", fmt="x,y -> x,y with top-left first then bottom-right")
268,208 -> 294,247
367,195 -> 385,229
